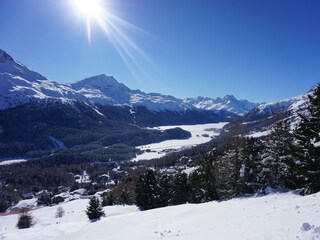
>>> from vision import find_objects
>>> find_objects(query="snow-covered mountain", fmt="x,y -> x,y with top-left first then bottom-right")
246,92 -> 309,120
0,49 -> 262,115
70,74 -> 193,112
229,89 -> 313,139
0,49 -> 85,110
70,75 -> 259,114
184,95 -> 259,115
70,74 -> 131,105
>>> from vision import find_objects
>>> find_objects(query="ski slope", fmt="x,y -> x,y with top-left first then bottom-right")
1,191 -> 319,240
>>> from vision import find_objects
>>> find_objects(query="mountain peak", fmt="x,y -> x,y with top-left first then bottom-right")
91,74 -> 115,80
223,95 -> 237,101
0,49 -> 46,81
71,74 -> 128,90
70,74 -> 132,105
0,49 -> 13,63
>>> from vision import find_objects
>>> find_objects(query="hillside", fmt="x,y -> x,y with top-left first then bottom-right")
1,191 -> 319,240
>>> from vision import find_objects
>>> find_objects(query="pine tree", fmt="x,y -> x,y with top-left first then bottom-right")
102,192 -> 115,206
135,170 -> 159,210
200,156 -> 219,201
119,187 -> 130,205
238,137 -> 263,193
262,120 -> 294,189
294,84 -> 320,193
189,170 -> 204,203
86,197 -> 105,220
157,174 -> 172,207
17,211 -> 35,229
171,172 -> 189,205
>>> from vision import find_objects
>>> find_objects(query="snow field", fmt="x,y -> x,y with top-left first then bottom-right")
1,191 -> 319,240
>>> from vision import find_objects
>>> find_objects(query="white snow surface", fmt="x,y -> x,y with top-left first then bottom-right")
1,191 -> 320,240
246,130 -> 272,138
0,159 -> 27,166
132,122 -> 228,161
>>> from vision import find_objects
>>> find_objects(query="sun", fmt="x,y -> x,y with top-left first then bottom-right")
71,0 -> 106,43
73,0 -> 103,19
69,0 -> 155,79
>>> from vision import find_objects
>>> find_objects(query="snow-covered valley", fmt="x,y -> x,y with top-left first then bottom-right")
132,122 -> 228,161
1,191 -> 319,240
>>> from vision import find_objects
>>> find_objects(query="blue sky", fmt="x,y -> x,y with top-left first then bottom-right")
0,0 -> 319,103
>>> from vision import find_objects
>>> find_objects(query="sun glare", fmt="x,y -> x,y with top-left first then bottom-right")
70,0 -> 156,81
74,0 -> 102,18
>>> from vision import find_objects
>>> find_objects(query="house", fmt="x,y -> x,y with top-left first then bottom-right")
22,193 -> 33,199
91,161 -> 118,168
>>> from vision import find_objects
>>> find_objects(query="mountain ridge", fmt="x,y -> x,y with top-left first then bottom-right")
1,48 -> 311,119
0,49 -> 259,114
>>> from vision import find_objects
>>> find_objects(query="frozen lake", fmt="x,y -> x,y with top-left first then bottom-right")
132,122 -> 228,161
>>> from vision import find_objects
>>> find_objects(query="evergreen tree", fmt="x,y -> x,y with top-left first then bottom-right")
294,84 -> 320,193
171,172 -> 189,205
102,192 -> 115,206
262,120 -> 294,189
86,197 -> 105,220
238,137 -> 262,193
189,170 -> 204,203
157,174 -> 172,207
200,156 -> 219,201
119,187 -> 130,205
17,211 -> 35,229
135,170 -> 159,210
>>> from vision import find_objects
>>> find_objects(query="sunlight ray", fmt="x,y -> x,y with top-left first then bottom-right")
70,0 -> 158,82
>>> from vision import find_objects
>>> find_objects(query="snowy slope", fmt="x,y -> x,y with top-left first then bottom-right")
0,49 -> 86,110
252,93 -> 308,117
184,95 -> 259,115
230,89 -> 314,139
1,191 -> 320,240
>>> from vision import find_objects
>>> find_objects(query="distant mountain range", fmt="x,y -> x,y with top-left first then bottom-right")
184,95 -> 259,115
0,49 -> 259,115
